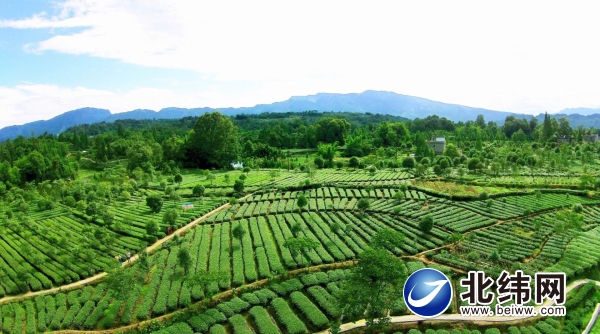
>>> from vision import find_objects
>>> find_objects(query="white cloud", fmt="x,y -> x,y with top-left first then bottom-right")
2,0 -> 600,117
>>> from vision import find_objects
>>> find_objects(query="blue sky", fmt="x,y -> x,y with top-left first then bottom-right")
1,0 -> 600,128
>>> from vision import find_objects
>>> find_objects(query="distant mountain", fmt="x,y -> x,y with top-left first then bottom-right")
0,108 -> 111,141
0,90 -> 544,141
557,107 -> 600,116
535,113 -> 600,129
227,90 -> 529,122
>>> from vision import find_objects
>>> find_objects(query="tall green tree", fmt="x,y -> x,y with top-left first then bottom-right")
541,112 -> 554,141
146,194 -> 163,213
419,215 -> 434,233
338,246 -> 407,328
357,198 -> 371,214
317,142 -> 338,167
126,142 -> 154,171
162,208 -> 179,227
186,112 -> 238,168
232,224 -> 246,241
297,194 -> 308,212
177,247 -> 192,275
315,118 -> 351,144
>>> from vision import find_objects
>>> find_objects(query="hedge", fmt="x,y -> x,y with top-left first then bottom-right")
535,321 -> 560,334
209,324 -> 227,334
484,329 -> 501,334
290,291 -> 329,328
66,290 -> 81,306
241,292 -> 261,305
59,304 -> 81,329
83,297 -> 110,329
204,308 -> 227,323
72,300 -> 95,329
35,296 -> 46,333
120,288 -> 141,325
253,288 -> 277,305
25,301 -> 36,334
188,316 -> 209,333
162,322 -> 194,334
44,295 -> 56,326
249,306 -> 280,334
228,314 -> 254,334
271,278 -> 304,295
179,283 -> 192,307
271,297 -> 308,334
307,286 -> 340,317
98,301 -> 121,329
216,297 -> 250,318
565,282 -> 596,308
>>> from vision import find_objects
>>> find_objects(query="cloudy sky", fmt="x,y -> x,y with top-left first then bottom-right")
1,1 -> 600,128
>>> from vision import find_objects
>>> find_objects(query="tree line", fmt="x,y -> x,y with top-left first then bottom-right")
0,110 -> 594,189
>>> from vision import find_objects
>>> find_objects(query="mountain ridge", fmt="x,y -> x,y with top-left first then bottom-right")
2,90 -> 600,141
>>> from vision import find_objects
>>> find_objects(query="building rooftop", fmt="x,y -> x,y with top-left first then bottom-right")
429,136 -> 446,142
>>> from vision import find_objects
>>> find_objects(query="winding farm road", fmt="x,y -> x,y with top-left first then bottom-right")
317,280 -> 600,334
0,199 -> 237,305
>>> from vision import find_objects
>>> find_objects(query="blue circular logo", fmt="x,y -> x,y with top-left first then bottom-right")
403,268 -> 453,318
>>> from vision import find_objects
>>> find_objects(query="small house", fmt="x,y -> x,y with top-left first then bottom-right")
231,161 -> 244,169
557,135 -> 574,144
428,136 -> 446,155
584,134 -> 599,143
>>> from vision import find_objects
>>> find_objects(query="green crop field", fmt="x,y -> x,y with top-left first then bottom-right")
1,111 -> 600,334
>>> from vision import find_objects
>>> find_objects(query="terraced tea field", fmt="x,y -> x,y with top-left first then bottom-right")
1,176 -> 600,333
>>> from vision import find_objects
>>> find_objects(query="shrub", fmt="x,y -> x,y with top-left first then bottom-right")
84,299 -> 110,329
179,284 -> 191,307
241,292 -> 261,305
565,282 -> 595,308
419,215 -> 434,233
307,285 -> 340,317
188,316 -> 209,332
315,271 -> 329,284
484,329 -> 501,334
64,196 -> 76,207
271,297 -> 308,334
146,194 -> 163,213
204,308 -> 227,323
300,273 -> 319,286
193,185 -> 205,197
507,326 -> 521,334
209,324 -> 227,334
72,300 -> 95,329
59,303 -> 80,329
289,291 -> 329,328
254,289 -> 277,305
163,322 -> 194,334
249,306 -> 280,334
402,157 -> 416,168
228,314 -> 254,334
328,269 -> 346,281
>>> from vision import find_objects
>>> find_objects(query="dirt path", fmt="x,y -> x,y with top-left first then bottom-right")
583,303 -> 600,334
0,199 -> 238,305
316,279 -> 600,334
